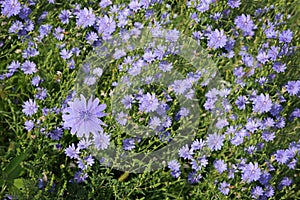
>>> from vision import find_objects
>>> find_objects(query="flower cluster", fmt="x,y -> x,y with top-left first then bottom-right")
1,0 -> 299,199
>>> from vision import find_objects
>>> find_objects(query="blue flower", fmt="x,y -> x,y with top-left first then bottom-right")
139,93 -> 159,113
241,162 -> 262,183
207,133 -> 225,151
252,93 -> 272,114
76,8 -> 96,28
94,131 -> 110,150
168,160 -> 180,172
62,95 -> 107,137
227,0 -> 241,8
218,181 -> 230,195
234,14 -> 256,36
178,144 -> 193,160
22,99 -> 38,116
187,171 -> 202,184
251,186 -> 264,199
21,60 -> 37,75
279,30 -> 293,43
24,120 -> 34,131
285,81 -> 300,96
123,138 -> 135,151
274,149 -> 289,164
65,144 -> 80,159
214,159 -> 227,174
1,0 -> 21,17
278,177 -> 292,190
59,10 -> 71,24
207,29 -> 228,49
74,170 -> 88,183
99,0 -> 112,8
191,139 -> 205,151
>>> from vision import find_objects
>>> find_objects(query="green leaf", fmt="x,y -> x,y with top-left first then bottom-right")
3,153 -> 26,181
13,178 -> 25,191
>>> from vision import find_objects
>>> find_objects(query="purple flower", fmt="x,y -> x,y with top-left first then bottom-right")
62,95 -> 107,137
121,95 -> 133,109
287,159 -> 297,169
252,93 -> 272,114
190,159 -> 201,171
59,10 -> 71,24
49,127 -> 63,140
24,120 -> 34,131
196,1 -> 210,13
270,103 -> 283,117
256,51 -> 269,64
261,131 -> 275,142
39,24 -> 52,38
291,108 -> 300,119
148,116 -> 162,130
35,87 -> 47,100
8,60 -> 20,73
85,31 -> 98,45
245,118 -> 260,133
178,144 -> 193,160
8,20 -> 23,34
234,14 -> 256,36
170,170 -> 181,178
227,0 -> 241,8
99,0 -> 112,8
241,162 -> 262,183
97,15 -> 116,35
264,26 -> 277,39
218,181 -> 230,195
207,133 -> 225,151
274,149 -> 289,164
94,132 -> 110,150
171,80 -> 191,95
259,171 -> 272,185
166,29 -> 180,42
168,160 -> 180,172
54,27 -> 64,41
207,29 -> 227,49
278,177 -> 292,190
139,93 -> 159,113
21,60 -> 37,75
60,49 -> 73,60
279,30 -> 293,43
285,81 -> 300,96
251,186 -> 264,199
22,47 -> 39,59
65,144 -> 80,159
215,118 -> 229,129
235,95 -> 247,110
74,171 -> 88,183
76,8 -> 96,28
19,7 -> 32,20
242,54 -> 254,67
1,0 -> 21,17
22,99 -> 38,116
129,0 -> 141,12
265,185 -> 274,198
32,75 -> 41,86
273,62 -> 286,73
191,139 -> 205,151
123,138 -> 135,150
214,159 -> 227,174
187,171 -> 202,184
267,46 -> 279,61
78,138 -> 91,150
198,156 -> 208,168
116,111 -> 128,126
